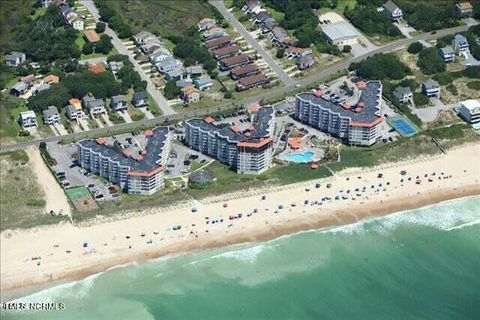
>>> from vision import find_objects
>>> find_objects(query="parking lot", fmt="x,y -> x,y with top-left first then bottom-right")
166,143 -> 212,177
47,142 -> 118,202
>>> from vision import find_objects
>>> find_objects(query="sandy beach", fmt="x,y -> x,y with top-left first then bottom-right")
1,144 -> 479,297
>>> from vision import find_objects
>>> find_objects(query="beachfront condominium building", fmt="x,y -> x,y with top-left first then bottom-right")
295,81 -> 384,146
185,106 -> 275,174
77,127 -> 172,195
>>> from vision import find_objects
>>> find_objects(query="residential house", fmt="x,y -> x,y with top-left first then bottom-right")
82,93 -> 106,116
38,0 -> 52,7
253,11 -> 270,25
230,64 -> 259,80
206,35 -> 233,50
242,0 -> 260,14
110,95 -> 128,111
42,106 -> 60,125
383,0 -> 403,21
107,61 -> 124,75
38,0 -> 64,7
84,30 -> 100,43
236,73 -> 268,91
141,40 -> 165,55
35,83 -> 51,94
10,82 -> 29,96
44,74 -> 59,85
267,27 -> 293,47
155,57 -> 182,73
5,52 -> 26,67
185,66 -> 203,78
132,91 -> 149,108
213,45 -> 241,60
66,98 -> 84,120
286,47 -> 313,59
19,111 -> 37,129
60,5 -> 84,30
176,78 -> 194,88
452,34 -> 470,55
181,85 -> 201,104
134,31 -> 157,45
194,75 -> 214,91
165,69 -> 184,81
220,54 -> 250,71
21,74 -> 36,86
297,55 -> 315,70
422,80 -> 441,98
262,18 -> 277,33
149,51 -> 172,64
203,27 -> 227,40
197,18 -> 216,32
438,46 -> 455,63
456,2 -> 473,17
459,99 -> 480,124
393,86 -> 413,103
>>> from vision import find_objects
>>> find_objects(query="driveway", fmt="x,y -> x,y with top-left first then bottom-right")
394,22 -> 416,39
79,0 -> 176,116
209,0 -> 295,87
412,102 -> 460,123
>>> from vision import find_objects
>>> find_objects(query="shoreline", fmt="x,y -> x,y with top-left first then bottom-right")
1,145 -> 479,300
2,189 -> 479,301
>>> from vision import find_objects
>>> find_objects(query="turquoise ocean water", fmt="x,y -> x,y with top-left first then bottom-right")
2,196 -> 480,320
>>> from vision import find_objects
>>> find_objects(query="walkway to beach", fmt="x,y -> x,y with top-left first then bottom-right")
25,147 -> 71,216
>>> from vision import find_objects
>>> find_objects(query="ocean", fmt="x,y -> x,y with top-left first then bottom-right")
2,196 -> 480,320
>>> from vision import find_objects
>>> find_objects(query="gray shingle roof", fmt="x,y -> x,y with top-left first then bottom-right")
297,81 -> 382,123
78,127 -> 170,173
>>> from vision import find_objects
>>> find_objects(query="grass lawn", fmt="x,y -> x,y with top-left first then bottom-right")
105,0 -> 215,39
0,150 -> 54,231
427,123 -> 469,140
0,95 -> 35,144
75,34 -> 86,50
265,6 -> 285,21
31,7 -> 47,20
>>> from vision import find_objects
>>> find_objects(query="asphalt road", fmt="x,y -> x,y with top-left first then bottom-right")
79,0 -> 176,116
0,24 -> 471,153
209,0 -> 296,87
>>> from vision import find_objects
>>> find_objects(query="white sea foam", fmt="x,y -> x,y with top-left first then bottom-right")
445,218 -> 480,231
210,244 -> 267,263
320,196 -> 480,235
8,272 -> 102,305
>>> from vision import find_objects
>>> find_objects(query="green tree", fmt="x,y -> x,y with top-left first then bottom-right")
95,22 -> 106,33
417,47 -> 446,75
95,34 -> 113,54
413,92 -> 429,106
82,42 -> 94,55
407,42 -> 424,54
276,48 -> 285,58
342,45 -> 352,53
164,80 -> 181,99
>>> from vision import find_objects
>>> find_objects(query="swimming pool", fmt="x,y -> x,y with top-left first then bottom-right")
283,151 -> 315,163
388,116 -> 419,137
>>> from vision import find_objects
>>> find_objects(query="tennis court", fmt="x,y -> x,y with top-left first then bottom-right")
66,186 -> 99,211
388,116 -> 419,137
66,186 -> 91,200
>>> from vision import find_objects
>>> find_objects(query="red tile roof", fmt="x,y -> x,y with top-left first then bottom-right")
126,166 -> 164,177
221,54 -> 249,67
231,64 -> 259,77
213,45 -> 240,57
206,35 -> 232,48
238,73 -> 267,86
237,137 -> 273,148
350,117 -> 383,128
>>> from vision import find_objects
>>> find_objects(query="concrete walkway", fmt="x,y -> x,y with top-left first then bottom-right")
79,0 -> 176,116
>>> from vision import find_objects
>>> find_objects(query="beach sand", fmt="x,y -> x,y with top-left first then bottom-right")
1,144 -> 479,296
25,146 -> 71,217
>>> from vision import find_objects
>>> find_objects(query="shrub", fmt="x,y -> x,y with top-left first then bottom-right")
276,48 -> 285,59
433,71 -> 453,85
413,92 -> 429,106
446,84 -> 458,95
417,47 -> 446,75
95,22 -> 106,33
342,45 -> 352,53
407,41 -> 424,54
467,81 -> 480,90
